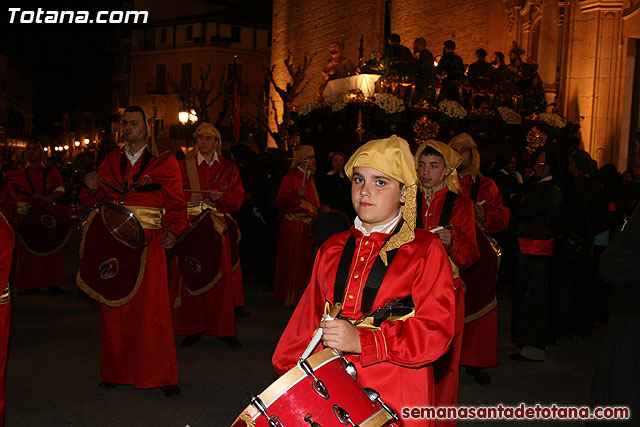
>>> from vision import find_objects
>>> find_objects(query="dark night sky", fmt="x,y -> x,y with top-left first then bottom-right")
1,0 -> 272,136
0,1 -> 125,134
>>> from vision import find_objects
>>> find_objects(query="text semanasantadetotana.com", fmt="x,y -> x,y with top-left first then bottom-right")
401,404 -> 630,420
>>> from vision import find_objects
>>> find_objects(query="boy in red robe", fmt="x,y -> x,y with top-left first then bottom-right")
449,133 -> 510,385
97,106 -> 187,396
273,136 -> 455,426
169,122 -> 245,347
274,145 -> 320,306
415,140 -> 479,424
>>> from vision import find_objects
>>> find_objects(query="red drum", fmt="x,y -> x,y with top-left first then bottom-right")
231,348 -> 397,427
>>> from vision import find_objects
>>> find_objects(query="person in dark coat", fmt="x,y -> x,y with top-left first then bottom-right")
551,149 -> 609,340
510,150 -> 563,362
588,204 -> 640,426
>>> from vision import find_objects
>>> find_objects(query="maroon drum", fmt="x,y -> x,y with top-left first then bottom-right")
231,348 -> 397,427
173,209 -> 225,295
76,203 -> 147,307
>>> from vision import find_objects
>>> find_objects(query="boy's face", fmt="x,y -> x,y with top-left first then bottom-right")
418,153 -> 450,190
351,166 -> 406,231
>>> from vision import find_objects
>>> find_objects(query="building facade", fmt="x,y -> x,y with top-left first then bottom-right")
271,0 -> 640,169
130,0 -> 271,153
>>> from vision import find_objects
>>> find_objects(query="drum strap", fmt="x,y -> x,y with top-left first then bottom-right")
440,190 -> 457,226
120,149 -> 153,192
416,189 -> 457,228
185,156 -> 203,205
333,221 -> 402,315
470,176 -> 480,202
25,165 -> 48,195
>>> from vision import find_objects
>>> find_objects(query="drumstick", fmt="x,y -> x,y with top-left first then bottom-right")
299,302 -> 343,361
98,177 -> 125,194
476,200 -> 486,206
429,224 -> 452,233
183,189 -> 211,194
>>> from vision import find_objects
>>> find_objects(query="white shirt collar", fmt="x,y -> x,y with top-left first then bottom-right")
197,151 -> 218,166
125,144 -> 147,166
354,209 -> 402,237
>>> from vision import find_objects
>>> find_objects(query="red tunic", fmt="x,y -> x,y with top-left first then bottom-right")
457,174 -> 509,367
78,187 -> 108,210
169,154 -> 245,337
7,165 -> 65,290
98,148 -> 187,388
0,213 -> 14,424
273,227 -> 455,426
418,188 -> 479,418
274,168 -> 320,306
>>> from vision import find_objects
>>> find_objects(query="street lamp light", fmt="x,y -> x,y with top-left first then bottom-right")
83,138 -> 89,145
178,109 -> 198,148
74,141 -> 81,147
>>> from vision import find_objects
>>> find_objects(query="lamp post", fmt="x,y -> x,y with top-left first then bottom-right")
178,109 -> 198,148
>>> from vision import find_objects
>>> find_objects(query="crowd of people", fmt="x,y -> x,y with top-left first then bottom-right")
0,105 -> 637,425
325,35 -> 547,115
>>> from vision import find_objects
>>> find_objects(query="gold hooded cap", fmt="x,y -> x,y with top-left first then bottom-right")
344,135 -> 418,265
291,145 -> 315,170
448,133 -> 481,177
191,122 -> 222,155
414,139 -> 463,197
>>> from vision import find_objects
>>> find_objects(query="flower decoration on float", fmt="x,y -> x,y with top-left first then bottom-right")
498,106 -> 522,125
372,93 -> 405,114
438,99 -> 467,119
525,126 -> 548,154
534,111 -> 566,128
413,115 -> 440,142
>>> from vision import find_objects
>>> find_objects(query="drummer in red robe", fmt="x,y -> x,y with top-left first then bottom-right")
415,140 -> 479,424
0,210 -> 14,424
273,135 -> 455,426
169,122 -> 245,347
7,142 -> 66,294
97,105 -> 187,396
274,145 -> 320,306
449,133 -> 509,385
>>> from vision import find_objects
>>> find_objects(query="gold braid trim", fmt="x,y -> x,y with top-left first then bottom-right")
75,212 -> 148,307
464,296 -> 497,324
236,411 -> 256,427
185,271 -> 223,296
379,183 -> 417,265
0,210 -> 11,303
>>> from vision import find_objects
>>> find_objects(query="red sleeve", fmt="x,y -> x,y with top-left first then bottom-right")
0,215 -> 14,287
215,160 -> 245,213
0,186 -> 17,229
448,196 -> 480,269
78,188 -> 107,209
276,169 -> 304,213
161,155 -> 188,235
98,151 -> 125,201
358,234 -> 455,368
276,169 -> 319,215
46,167 -> 65,193
479,177 -> 510,235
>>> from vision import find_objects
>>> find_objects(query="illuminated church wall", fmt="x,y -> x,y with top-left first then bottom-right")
270,0 -> 640,169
